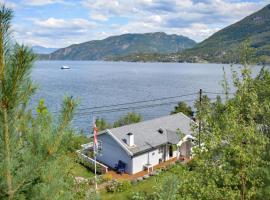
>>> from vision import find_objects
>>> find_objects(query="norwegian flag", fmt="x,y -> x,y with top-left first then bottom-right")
93,120 -> 98,147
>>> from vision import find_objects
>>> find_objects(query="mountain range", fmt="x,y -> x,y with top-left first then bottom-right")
45,32 -> 196,60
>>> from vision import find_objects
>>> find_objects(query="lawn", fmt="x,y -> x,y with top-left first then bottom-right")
100,164 -> 185,200
71,162 -> 95,178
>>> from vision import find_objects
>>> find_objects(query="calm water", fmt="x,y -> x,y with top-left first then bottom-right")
31,61 -> 262,133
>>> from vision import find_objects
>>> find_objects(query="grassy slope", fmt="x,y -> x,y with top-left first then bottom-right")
71,162 -> 94,178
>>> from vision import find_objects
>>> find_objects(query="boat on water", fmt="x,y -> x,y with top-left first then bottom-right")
61,65 -> 70,69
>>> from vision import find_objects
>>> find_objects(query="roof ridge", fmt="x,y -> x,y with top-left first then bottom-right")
108,113 -> 188,132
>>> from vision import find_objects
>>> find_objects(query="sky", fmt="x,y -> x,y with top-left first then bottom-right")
2,0 -> 269,48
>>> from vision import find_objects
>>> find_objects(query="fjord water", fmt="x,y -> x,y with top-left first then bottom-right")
31,61 -> 260,132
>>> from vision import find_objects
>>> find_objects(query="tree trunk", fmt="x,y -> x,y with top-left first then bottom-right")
3,107 -> 13,200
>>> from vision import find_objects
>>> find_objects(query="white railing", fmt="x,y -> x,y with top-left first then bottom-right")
76,150 -> 108,173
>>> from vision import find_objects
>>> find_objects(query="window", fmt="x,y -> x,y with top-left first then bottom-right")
97,141 -> 102,153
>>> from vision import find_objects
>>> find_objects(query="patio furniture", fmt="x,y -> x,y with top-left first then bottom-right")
115,160 -> 126,174
144,163 -> 154,173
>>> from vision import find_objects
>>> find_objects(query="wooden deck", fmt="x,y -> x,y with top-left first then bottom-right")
107,157 -> 182,181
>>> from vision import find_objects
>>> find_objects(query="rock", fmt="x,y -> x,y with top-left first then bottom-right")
131,179 -> 137,185
137,177 -> 143,181
143,174 -> 150,179
150,171 -> 157,176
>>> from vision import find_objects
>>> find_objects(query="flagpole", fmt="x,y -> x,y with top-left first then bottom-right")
93,116 -> 98,191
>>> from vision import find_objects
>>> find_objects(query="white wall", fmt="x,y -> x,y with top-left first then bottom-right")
131,145 -> 178,174
96,134 -> 132,174
132,148 -> 162,174
179,141 -> 192,157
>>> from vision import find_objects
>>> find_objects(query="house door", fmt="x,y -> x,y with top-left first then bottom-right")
169,145 -> 173,157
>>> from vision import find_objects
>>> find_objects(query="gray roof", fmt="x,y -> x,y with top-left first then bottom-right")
103,113 -> 194,155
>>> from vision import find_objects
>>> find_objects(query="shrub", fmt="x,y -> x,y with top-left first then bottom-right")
102,173 -> 113,182
106,180 -> 119,193
186,158 -> 198,171
166,163 -> 175,170
131,192 -> 147,200
175,160 -> 181,165
106,180 -> 132,193
117,180 -> 132,192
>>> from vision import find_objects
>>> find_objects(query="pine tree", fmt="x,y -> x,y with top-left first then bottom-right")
0,5 -> 93,199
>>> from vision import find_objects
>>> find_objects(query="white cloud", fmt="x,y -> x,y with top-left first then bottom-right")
33,17 -> 96,29
12,0 -> 269,47
82,0 -> 135,20
13,17 -> 97,47
90,12 -> 109,21
80,0 -> 267,42
0,1 -> 17,8
22,0 -> 63,6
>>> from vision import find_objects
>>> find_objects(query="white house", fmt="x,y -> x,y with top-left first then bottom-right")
94,113 -> 195,174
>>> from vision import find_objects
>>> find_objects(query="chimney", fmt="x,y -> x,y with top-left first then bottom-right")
127,132 -> 134,146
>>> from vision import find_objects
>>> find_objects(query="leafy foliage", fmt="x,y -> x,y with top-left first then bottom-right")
113,112 -> 142,128
178,44 -> 270,200
95,118 -> 112,131
171,101 -> 194,117
106,180 -> 131,193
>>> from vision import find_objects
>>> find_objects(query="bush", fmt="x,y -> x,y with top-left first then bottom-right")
106,180 -> 132,193
102,173 -> 113,182
131,192 -> 147,200
166,163 -> 175,170
131,191 -> 159,200
106,180 -> 120,193
77,156 -> 103,174
186,158 -> 198,171
117,180 -> 132,192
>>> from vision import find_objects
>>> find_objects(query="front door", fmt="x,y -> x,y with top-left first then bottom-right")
169,145 -> 173,157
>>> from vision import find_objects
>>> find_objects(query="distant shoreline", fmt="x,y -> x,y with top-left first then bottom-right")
36,59 -> 270,66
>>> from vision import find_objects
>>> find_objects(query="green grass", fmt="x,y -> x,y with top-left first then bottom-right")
100,164 -> 185,200
100,177 -> 156,200
71,162 -> 94,178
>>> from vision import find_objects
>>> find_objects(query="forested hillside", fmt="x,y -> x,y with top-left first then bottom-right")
47,32 -> 196,60
183,4 -> 270,64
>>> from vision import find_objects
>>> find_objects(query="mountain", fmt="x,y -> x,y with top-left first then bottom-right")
47,32 -> 196,60
182,4 -> 270,64
110,4 -> 270,64
32,46 -> 58,54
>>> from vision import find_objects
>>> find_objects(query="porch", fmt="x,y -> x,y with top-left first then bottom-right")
106,157 -> 189,181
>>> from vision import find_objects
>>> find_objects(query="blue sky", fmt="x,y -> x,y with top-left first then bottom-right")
2,0 -> 269,48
